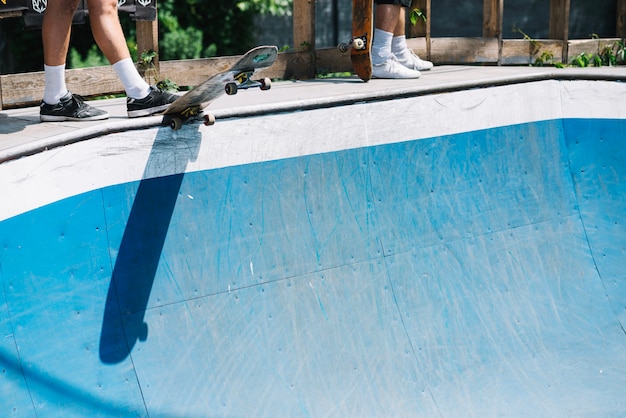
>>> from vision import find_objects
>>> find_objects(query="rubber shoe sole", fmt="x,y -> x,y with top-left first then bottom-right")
127,86 -> 178,118
40,92 -> 109,122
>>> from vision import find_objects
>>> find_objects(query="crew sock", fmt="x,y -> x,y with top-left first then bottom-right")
391,35 -> 411,63
43,64 -> 68,105
112,58 -> 151,100
371,29 -> 394,66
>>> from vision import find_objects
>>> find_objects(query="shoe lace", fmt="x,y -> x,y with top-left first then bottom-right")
386,56 -> 403,69
409,50 -> 428,64
69,93 -> 88,108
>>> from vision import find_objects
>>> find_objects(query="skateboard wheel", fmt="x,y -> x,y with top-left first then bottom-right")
338,43 -> 349,53
170,117 -> 182,130
203,114 -> 216,126
138,322 -> 148,342
260,77 -> 272,91
225,82 -> 238,95
353,38 -> 365,50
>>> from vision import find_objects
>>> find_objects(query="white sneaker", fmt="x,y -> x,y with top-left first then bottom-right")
372,57 -> 421,79
398,50 -> 434,71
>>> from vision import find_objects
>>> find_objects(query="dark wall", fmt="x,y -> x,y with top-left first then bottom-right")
431,0 -> 617,39
254,0 -> 620,50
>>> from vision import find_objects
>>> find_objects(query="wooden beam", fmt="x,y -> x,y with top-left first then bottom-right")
408,0 -> 431,59
292,0 -> 316,79
501,39 -> 563,65
136,20 -> 159,63
136,19 -> 159,84
549,0 -> 570,62
135,0 -> 159,82
568,38 -> 622,60
0,67 -> 124,109
430,37 -> 499,64
618,0 -> 626,39
482,0 -> 501,37
483,0 -> 503,64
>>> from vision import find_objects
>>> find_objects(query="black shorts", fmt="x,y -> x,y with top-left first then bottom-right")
374,0 -> 411,7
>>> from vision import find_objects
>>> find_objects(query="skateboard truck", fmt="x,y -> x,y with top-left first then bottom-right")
167,106 -> 216,130
225,72 -> 272,96
338,34 -> 369,53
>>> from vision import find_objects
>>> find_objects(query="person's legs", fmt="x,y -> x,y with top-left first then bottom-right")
391,9 -> 434,71
42,0 -> 79,104
372,4 -> 400,65
371,2 -> 420,78
41,0 -> 176,120
86,0 -> 177,116
40,0 -> 109,121
86,0 -> 150,99
42,0 -> 78,67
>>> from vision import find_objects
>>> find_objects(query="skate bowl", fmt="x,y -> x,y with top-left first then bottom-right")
1,76 -> 625,416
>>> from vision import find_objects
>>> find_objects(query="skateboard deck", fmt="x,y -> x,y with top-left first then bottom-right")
339,0 -> 374,81
163,45 -> 279,130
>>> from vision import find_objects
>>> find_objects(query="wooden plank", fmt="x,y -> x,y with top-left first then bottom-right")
568,38 -> 622,62
430,37 -> 499,64
501,39 -> 563,65
405,37 -> 428,57
549,0 -> 570,61
292,0 -> 316,79
315,48 -> 351,76
0,66 -> 124,109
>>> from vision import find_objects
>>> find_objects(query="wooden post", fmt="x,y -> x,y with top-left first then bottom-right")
293,0 -> 316,78
549,0 -> 570,63
137,21 -> 159,64
408,0 -> 431,59
483,0 -> 503,64
135,1 -> 159,70
618,0 -> 626,39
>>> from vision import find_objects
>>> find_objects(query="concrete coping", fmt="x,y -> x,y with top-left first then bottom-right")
1,65 -> 625,164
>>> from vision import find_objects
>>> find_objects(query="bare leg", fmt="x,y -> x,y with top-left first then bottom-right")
375,4 -> 401,33
86,0 -> 131,65
394,7 -> 406,36
42,0 -> 80,66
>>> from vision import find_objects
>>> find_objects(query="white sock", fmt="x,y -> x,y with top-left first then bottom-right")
372,29 -> 394,66
392,35 -> 410,62
43,64 -> 68,105
112,58 -> 151,99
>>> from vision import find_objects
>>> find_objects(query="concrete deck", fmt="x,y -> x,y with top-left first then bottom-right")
2,65 -> 625,162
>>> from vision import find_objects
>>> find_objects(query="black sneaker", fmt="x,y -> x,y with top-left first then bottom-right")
127,86 -> 178,118
40,91 -> 109,122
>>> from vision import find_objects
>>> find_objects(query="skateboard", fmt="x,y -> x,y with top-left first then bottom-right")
163,45 -> 279,130
338,0 -> 374,81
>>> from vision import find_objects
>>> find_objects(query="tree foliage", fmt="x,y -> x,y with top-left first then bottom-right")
0,0 -> 291,74
236,0 -> 292,16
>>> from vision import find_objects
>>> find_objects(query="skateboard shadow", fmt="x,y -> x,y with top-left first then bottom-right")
99,124 -> 202,364
0,112 -> 37,134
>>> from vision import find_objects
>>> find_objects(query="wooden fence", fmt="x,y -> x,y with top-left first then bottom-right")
1,0 -> 625,110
